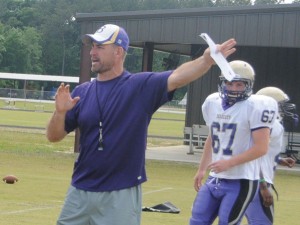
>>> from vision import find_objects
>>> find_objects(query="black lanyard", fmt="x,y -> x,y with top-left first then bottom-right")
95,76 -> 122,150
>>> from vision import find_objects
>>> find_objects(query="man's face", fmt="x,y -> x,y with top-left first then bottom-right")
89,42 -> 116,73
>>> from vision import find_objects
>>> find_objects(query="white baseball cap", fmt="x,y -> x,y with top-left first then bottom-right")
82,24 -> 129,51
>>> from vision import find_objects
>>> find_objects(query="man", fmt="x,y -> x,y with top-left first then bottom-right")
189,60 -> 278,225
244,87 -> 297,225
46,23 -> 236,225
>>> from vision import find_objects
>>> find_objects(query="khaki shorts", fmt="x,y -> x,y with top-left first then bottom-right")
57,185 -> 142,225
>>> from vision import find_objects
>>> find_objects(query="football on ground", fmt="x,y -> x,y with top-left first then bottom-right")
2,175 -> 18,184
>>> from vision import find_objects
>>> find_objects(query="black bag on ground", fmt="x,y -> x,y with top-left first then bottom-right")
142,201 -> 180,214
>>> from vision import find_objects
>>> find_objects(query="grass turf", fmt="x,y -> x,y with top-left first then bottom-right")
1,151 -> 299,225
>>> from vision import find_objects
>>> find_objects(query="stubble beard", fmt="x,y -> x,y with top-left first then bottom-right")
91,63 -> 109,74
91,59 -> 114,74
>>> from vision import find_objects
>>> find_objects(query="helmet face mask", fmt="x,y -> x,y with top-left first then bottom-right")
218,60 -> 255,104
280,102 -> 298,123
256,86 -> 299,125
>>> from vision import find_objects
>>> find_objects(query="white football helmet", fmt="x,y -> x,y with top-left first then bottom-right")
256,87 -> 298,122
218,60 -> 255,104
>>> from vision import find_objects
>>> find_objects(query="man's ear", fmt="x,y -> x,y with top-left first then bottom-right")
114,46 -> 124,57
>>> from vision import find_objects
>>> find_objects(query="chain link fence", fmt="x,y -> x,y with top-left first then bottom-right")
0,88 -> 55,101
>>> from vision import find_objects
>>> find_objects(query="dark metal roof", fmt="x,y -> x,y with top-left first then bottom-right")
76,4 -> 300,55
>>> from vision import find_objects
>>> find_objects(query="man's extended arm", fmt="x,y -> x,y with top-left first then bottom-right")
167,38 -> 236,92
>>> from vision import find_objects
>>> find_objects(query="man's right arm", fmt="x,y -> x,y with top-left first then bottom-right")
46,83 -> 80,142
46,111 -> 68,142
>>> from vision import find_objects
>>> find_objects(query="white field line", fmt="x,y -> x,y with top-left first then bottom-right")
143,187 -> 173,195
0,205 -> 60,215
0,201 -> 62,215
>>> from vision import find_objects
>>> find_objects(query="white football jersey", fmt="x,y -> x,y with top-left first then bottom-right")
259,119 -> 284,184
202,93 -> 278,180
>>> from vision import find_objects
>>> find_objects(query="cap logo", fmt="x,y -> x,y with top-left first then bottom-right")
96,26 -> 106,33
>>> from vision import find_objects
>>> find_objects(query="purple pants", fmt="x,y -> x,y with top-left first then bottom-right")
190,176 -> 258,225
245,184 -> 273,225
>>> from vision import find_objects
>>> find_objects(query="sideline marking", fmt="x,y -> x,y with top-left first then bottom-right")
0,205 -> 59,215
143,187 -> 173,195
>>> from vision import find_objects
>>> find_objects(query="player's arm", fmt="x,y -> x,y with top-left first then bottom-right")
227,127 -> 270,166
259,170 -> 273,207
278,157 -> 296,168
259,179 -> 273,207
208,127 -> 270,172
194,134 -> 212,191
167,38 -> 236,92
226,99 -> 278,166
46,83 -> 80,142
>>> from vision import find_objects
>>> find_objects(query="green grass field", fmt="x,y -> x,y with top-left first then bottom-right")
0,107 -> 299,225
1,150 -> 299,225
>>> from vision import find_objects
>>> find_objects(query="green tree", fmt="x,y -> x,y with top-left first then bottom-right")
1,26 -> 42,74
254,0 -> 283,4
17,5 -> 43,28
0,23 -> 6,65
36,0 -> 80,76
138,0 -> 180,10
0,0 -> 37,28
182,0 -> 214,7
22,27 -> 43,74
99,0 -> 141,11
213,0 -> 251,6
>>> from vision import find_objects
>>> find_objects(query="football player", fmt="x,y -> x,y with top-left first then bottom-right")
244,87 -> 298,225
189,60 -> 278,225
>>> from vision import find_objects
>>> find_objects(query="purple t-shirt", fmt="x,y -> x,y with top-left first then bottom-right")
65,70 -> 173,191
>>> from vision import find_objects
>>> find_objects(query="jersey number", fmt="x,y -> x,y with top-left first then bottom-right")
211,122 -> 237,155
211,110 -> 275,155
261,110 -> 276,123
